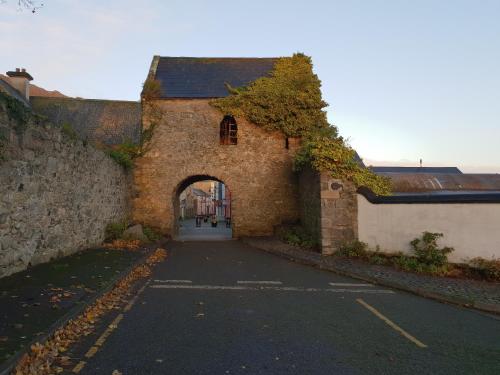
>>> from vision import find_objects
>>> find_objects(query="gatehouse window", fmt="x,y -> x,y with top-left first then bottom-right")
220,115 -> 237,145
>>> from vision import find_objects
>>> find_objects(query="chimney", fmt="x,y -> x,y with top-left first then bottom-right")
6,68 -> 33,100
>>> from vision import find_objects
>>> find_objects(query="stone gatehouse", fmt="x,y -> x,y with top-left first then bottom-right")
1,56 -> 358,274
133,57 -> 302,237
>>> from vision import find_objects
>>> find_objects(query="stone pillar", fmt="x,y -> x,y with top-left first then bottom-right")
319,173 -> 358,255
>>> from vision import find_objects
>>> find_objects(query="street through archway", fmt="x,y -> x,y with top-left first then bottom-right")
176,177 -> 232,241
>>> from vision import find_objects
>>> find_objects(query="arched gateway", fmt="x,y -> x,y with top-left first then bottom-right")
174,175 -> 232,239
132,57 -> 301,238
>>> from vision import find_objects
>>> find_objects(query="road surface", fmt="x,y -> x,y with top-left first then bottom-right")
71,240 -> 500,374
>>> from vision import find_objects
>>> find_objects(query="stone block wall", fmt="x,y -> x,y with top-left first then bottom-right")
133,99 -> 300,237
319,174 -> 358,254
0,103 -> 130,278
31,97 -> 141,145
297,168 -> 358,255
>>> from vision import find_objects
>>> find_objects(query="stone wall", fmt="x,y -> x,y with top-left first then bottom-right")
297,168 -> 358,255
0,100 -> 130,278
31,97 -> 141,145
319,174 -> 358,255
133,99 -> 300,237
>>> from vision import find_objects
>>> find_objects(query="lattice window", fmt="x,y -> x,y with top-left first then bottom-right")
220,115 -> 238,145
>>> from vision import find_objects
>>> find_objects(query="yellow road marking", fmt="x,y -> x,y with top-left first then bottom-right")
111,313 -> 124,326
124,296 -> 138,311
94,313 -> 124,346
79,280 -> 150,367
95,328 -> 112,347
85,346 -> 99,358
124,280 -> 150,311
72,361 -> 86,373
356,298 -> 428,348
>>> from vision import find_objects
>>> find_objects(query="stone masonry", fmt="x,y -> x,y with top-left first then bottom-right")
31,97 -> 141,145
0,104 -> 130,278
298,167 -> 358,254
133,99 -> 300,237
319,174 -> 358,254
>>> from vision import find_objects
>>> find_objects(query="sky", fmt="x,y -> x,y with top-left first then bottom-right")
1,0 -> 499,172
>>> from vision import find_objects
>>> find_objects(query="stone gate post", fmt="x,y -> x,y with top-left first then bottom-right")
319,173 -> 358,255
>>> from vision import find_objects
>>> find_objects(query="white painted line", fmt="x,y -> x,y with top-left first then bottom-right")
237,280 -> 283,285
357,298 -> 427,348
150,284 -> 395,294
154,279 -> 193,284
329,282 -> 374,287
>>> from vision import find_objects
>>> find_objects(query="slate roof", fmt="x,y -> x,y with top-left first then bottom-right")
150,56 -> 278,98
371,166 -> 462,174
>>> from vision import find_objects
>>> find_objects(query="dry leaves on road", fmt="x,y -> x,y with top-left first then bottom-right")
13,248 -> 167,375
102,239 -> 141,251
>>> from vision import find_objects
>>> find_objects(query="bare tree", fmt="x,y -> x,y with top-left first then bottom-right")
1,0 -> 45,12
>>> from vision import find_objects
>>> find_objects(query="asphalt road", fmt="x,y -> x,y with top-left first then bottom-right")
75,240 -> 500,374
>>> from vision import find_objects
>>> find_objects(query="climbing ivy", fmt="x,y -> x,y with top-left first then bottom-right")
0,91 -> 31,133
211,53 -> 329,138
210,53 -> 391,195
107,78 -> 162,170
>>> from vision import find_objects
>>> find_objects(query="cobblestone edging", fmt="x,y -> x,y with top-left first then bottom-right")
242,237 -> 500,315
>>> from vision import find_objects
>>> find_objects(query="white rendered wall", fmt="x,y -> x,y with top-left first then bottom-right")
357,195 -> 500,263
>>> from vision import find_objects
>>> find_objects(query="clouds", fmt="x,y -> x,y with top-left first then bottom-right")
1,0 -> 499,170
0,0 -> 159,96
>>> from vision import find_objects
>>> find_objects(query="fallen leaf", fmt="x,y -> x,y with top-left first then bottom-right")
58,356 -> 72,366
12,249 -> 168,375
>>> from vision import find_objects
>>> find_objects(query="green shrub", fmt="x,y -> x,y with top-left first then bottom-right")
105,221 -> 128,241
337,240 -> 368,258
108,149 -> 134,170
469,257 -> 500,281
0,91 -> 31,131
393,254 -> 422,271
367,251 -> 391,266
410,232 -> 454,267
0,132 -> 6,161
61,123 -> 79,141
280,226 -> 318,249
143,225 -> 161,242
283,231 -> 301,246
107,140 -> 141,170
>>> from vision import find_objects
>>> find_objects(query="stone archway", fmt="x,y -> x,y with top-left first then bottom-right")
173,174 -> 232,240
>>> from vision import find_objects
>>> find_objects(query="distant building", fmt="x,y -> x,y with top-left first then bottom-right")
371,165 -> 500,194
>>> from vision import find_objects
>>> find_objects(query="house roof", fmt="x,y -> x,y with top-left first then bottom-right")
371,166 -> 462,174
380,173 -> 500,193
150,56 -> 278,98
191,188 -> 209,197
0,74 -> 67,99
